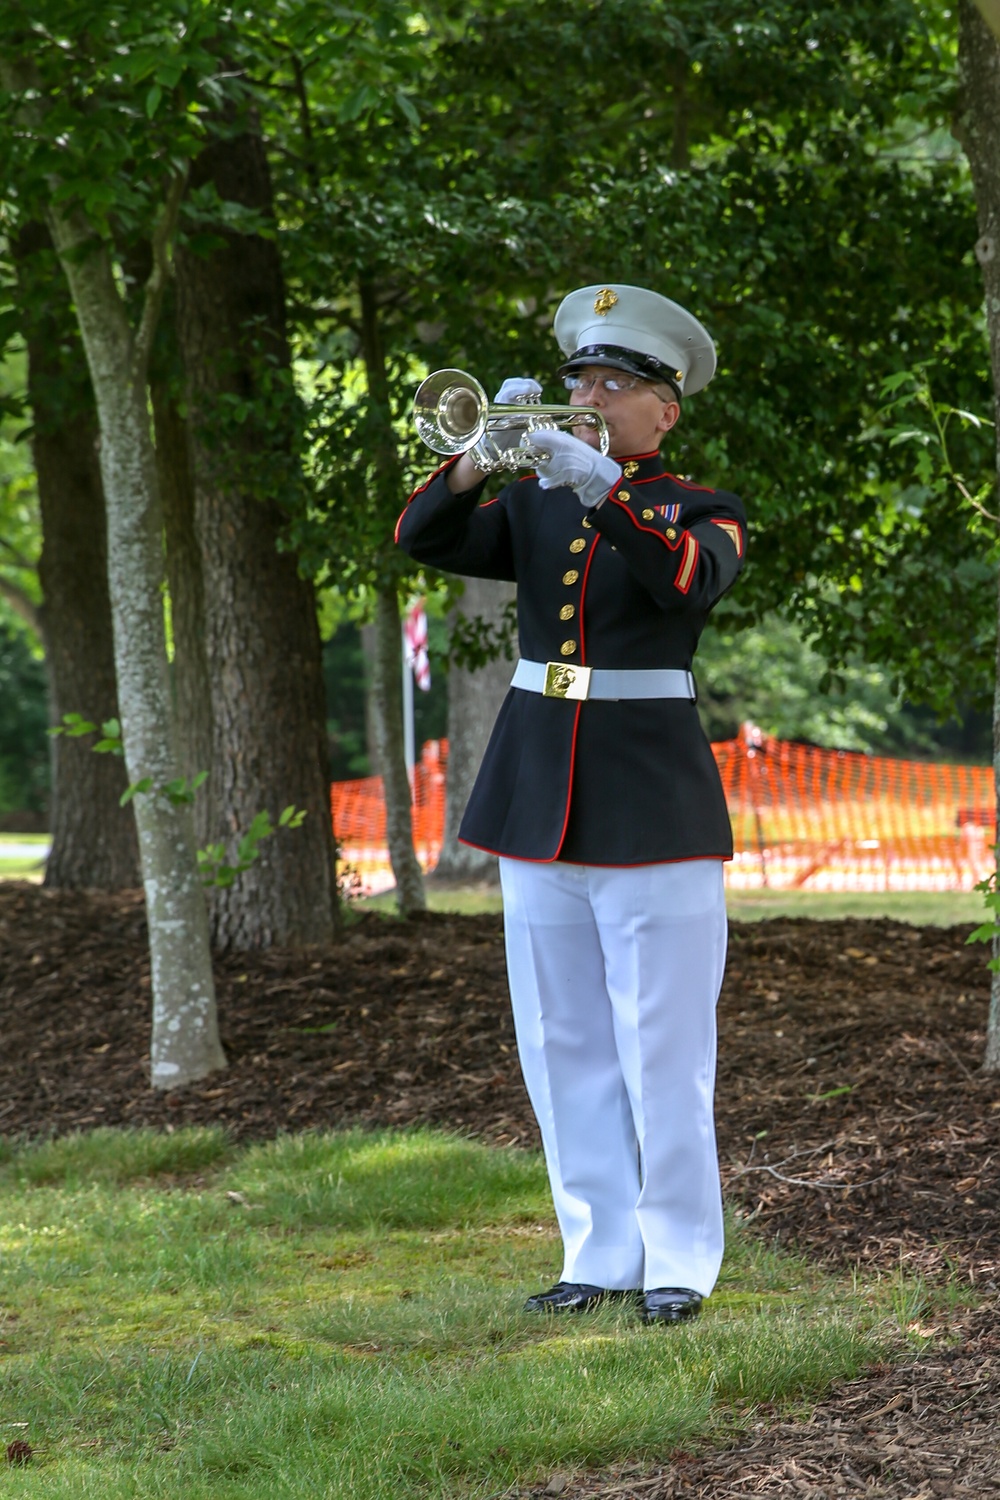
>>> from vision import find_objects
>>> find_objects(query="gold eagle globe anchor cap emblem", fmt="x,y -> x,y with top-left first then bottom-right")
593,287 -> 619,316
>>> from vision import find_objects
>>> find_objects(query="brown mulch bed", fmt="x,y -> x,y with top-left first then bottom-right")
2,883 -> 999,1496
513,1304 -> 1000,1498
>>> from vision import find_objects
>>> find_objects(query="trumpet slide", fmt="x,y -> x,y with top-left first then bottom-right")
412,368 -> 609,472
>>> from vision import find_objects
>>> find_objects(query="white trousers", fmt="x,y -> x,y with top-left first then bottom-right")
499,857 -> 727,1296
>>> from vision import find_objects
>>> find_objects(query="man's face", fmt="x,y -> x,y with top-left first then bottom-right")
567,366 -> 680,458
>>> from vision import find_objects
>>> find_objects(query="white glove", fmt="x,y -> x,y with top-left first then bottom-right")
467,377 -> 544,470
533,427 -> 623,509
494,377 -> 542,404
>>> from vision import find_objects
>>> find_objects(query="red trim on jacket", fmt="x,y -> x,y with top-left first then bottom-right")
607,498 -> 684,552
577,534 -> 601,667
457,838 -> 732,867
674,533 -> 699,593
664,471 -> 715,493
394,458 -> 457,543
560,852 -> 732,868
550,701 -> 584,862
405,457 -> 456,505
548,533 -> 601,860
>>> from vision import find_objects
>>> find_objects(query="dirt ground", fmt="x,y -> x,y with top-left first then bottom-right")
2,882 -> 999,1497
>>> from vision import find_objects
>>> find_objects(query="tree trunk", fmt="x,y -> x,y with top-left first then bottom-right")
371,584 -> 427,913
43,206 -> 224,1090
957,0 -> 1000,1070
13,222 -> 140,890
359,622 -> 382,775
432,578 -> 516,883
150,306 -> 214,849
173,125 -> 339,950
356,272 -> 426,914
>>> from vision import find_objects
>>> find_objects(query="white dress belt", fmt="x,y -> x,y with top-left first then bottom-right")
510,658 -> 696,702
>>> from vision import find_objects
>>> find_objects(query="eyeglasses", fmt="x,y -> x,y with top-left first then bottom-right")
563,373 -> 645,395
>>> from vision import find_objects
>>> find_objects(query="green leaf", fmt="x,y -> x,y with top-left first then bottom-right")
338,83 -> 379,122
394,88 -> 420,128
58,713 -> 98,738
879,371 -> 916,395
145,84 -> 162,118
120,777 -> 154,806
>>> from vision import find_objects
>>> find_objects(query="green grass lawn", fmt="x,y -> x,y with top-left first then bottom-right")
357,885 -> 983,925
0,834 -> 49,882
0,1127 -> 962,1498
0,839 -> 983,925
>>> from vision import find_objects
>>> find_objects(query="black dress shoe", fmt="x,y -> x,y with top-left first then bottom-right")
524,1282 -> 640,1313
642,1287 -> 703,1324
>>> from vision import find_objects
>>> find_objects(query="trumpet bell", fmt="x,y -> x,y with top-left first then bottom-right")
413,369 -> 487,456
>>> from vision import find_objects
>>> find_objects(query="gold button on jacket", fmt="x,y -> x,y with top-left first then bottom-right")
569,537 -> 586,554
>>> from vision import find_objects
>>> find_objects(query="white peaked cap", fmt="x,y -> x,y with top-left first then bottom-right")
554,283 -> 717,397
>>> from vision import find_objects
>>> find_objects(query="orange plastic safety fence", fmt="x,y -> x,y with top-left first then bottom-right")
331,731 -> 995,894
717,726 -> 995,891
331,740 -> 448,894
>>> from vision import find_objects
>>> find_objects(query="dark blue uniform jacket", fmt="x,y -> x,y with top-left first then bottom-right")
395,449 -> 747,865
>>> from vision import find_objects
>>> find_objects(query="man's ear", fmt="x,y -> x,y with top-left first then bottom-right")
657,399 -> 681,435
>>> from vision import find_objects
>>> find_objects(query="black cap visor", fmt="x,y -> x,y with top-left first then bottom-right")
557,344 -> 682,399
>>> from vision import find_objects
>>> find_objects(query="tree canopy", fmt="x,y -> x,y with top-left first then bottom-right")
0,0 -> 995,710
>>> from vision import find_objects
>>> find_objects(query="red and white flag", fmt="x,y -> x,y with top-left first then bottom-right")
403,598 -> 431,691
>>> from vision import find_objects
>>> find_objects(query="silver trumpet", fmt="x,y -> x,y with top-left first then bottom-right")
412,367 -> 609,472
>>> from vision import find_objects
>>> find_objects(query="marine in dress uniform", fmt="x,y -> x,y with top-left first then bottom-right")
396,285 -> 746,1324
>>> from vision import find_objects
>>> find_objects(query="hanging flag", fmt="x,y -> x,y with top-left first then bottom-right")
403,598 -> 431,691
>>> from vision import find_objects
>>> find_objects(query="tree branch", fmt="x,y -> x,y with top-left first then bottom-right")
0,574 -> 42,635
0,536 -> 38,572
729,1160 -> 895,1191
956,475 -> 1000,525
131,165 -> 189,387
290,54 -> 320,194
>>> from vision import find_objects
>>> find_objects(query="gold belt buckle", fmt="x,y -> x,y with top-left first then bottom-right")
543,662 -> 592,700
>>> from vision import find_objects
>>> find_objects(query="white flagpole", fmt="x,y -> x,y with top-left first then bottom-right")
402,620 -> 415,790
